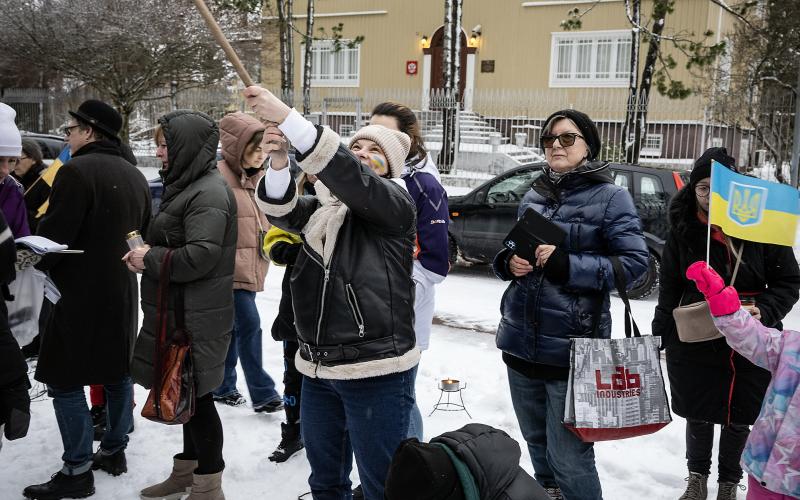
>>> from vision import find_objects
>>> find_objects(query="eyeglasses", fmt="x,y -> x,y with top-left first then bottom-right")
19,155 -> 29,161
541,132 -> 584,148
62,124 -> 81,137
694,185 -> 711,197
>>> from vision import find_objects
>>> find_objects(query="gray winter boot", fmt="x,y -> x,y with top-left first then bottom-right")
140,457 -> 197,500
186,471 -> 224,500
716,482 -> 742,500
679,472 -> 709,500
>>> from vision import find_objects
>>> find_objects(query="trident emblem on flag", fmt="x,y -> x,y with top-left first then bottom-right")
728,182 -> 767,226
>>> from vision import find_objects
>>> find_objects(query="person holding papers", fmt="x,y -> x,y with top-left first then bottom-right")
23,100 -> 150,500
652,147 -> 800,500
492,109 -> 648,500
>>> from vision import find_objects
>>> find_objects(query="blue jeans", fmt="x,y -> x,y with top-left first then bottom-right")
214,290 -> 280,407
407,364 -> 423,441
507,367 -> 603,500
48,377 -> 133,475
301,368 -> 415,500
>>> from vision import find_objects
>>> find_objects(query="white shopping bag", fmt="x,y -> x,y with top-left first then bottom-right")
6,268 -> 47,347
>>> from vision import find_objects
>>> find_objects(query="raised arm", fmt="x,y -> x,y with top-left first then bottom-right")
245,86 -> 414,236
686,260 -> 789,373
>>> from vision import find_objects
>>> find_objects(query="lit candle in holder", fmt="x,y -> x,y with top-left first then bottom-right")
440,378 -> 461,391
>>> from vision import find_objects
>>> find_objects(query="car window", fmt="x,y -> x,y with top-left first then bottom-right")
639,174 -> 663,197
486,169 -> 540,204
611,170 -> 632,194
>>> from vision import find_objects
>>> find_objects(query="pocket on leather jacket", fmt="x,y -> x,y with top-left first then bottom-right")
345,283 -> 366,338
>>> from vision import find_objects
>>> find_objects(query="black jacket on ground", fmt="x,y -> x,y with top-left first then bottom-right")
257,126 -> 418,380
131,110 -> 237,398
34,140 -> 151,387
652,186 -> 800,425
431,424 -> 549,500
0,211 -> 30,440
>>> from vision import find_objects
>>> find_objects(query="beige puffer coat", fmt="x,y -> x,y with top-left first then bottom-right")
217,112 -> 270,291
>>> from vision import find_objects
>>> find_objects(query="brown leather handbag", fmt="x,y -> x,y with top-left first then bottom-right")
141,250 -> 195,425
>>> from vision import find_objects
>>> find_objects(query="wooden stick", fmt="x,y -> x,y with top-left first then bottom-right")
191,0 -> 255,87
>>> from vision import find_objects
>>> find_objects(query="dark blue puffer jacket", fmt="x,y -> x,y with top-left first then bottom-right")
493,163 -> 648,367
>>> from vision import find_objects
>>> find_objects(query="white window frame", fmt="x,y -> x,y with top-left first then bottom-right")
640,133 -> 663,157
307,39 -> 361,88
549,30 -> 631,88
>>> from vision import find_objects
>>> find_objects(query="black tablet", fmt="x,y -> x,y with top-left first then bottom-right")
502,207 -> 567,262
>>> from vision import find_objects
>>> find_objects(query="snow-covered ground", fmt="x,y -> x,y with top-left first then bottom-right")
5,261 -> 800,499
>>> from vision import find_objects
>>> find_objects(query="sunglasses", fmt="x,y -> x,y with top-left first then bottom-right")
541,132 -> 584,148
62,124 -> 81,137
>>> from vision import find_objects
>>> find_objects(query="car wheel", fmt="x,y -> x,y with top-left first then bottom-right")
627,253 -> 660,300
448,235 -> 459,267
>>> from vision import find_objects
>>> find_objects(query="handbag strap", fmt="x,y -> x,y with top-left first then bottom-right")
679,241 -> 744,306
610,256 -> 641,339
152,250 -> 174,413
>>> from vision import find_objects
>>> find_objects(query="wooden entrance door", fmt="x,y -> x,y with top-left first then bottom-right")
427,26 -> 468,96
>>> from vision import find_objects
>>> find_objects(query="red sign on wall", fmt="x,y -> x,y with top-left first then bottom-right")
406,60 -> 418,75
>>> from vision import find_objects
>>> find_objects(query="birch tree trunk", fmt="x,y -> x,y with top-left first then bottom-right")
277,0 -> 288,93
438,0 -> 456,172
302,0 -> 315,115
452,0 -> 463,101
284,0 -> 295,106
629,0 -> 669,164
622,0 -> 640,163
442,0 -> 453,91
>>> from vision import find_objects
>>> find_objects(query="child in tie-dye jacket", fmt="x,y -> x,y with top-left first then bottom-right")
687,261 -> 800,499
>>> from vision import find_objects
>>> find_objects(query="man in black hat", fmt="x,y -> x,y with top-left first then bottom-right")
23,100 -> 151,500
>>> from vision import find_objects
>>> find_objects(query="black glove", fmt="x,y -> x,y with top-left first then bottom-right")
0,374 -> 31,441
543,248 -> 570,284
270,242 -> 302,266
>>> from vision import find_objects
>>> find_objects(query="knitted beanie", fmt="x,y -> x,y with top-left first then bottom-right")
690,147 -> 736,186
541,109 -> 601,161
349,125 -> 411,178
0,103 -> 22,157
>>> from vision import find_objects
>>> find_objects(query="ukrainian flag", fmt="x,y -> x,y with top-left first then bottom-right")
709,160 -> 800,246
35,145 -> 71,218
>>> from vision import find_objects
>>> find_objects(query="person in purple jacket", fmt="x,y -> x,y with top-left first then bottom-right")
0,104 -> 31,238
370,102 -> 450,442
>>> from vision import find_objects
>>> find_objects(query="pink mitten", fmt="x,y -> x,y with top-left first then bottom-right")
686,261 -> 725,296
685,261 -> 740,316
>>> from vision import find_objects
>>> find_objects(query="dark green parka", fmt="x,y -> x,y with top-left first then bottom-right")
131,110 -> 237,397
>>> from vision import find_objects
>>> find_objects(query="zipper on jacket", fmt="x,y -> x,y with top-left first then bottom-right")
303,246 -> 330,348
345,283 -> 366,337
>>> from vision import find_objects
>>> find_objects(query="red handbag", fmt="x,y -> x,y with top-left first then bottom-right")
141,250 -> 195,425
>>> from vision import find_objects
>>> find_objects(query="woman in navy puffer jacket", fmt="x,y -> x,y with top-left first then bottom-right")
492,109 -> 648,500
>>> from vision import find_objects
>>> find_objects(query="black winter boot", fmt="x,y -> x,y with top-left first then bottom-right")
268,422 -> 304,463
90,406 -> 106,442
23,470 -> 95,499
91,447 -> 127,476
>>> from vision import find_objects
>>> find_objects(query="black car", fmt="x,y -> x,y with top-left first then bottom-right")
20,132 -> 66,162
447,162 -> 689,299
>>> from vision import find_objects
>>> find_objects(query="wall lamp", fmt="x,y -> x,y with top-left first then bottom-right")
469,25 -> 482,48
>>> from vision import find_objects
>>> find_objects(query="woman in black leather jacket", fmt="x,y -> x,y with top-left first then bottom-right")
246,85 -> 419,500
